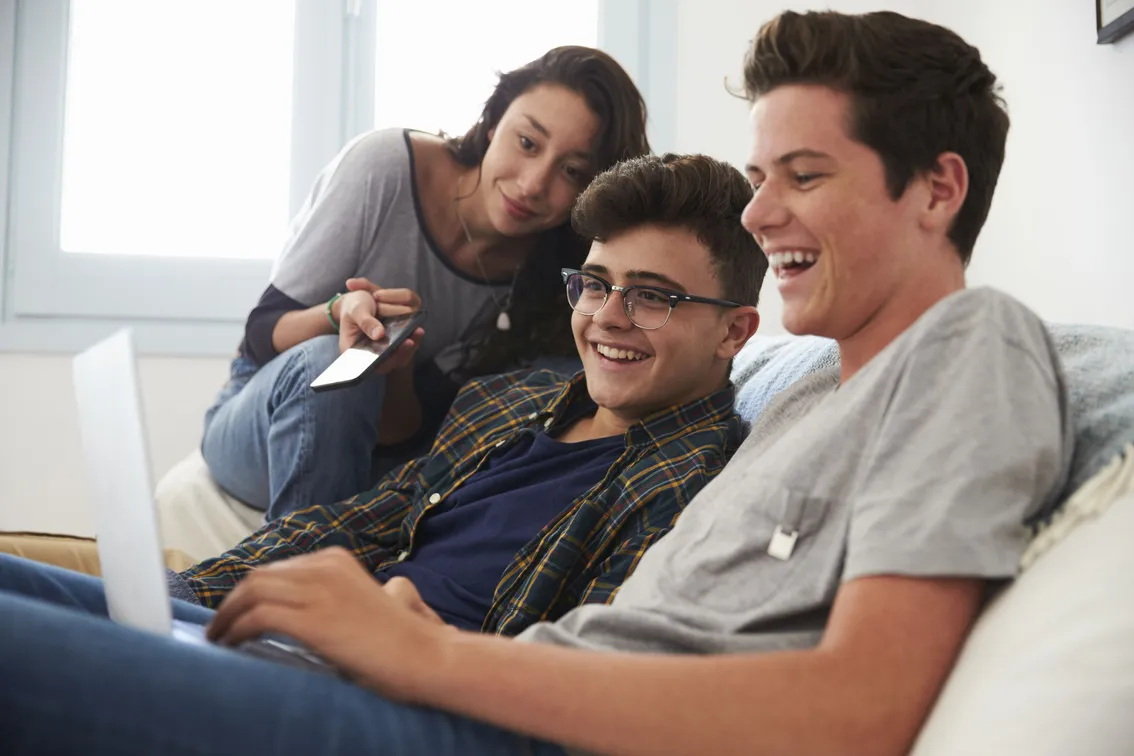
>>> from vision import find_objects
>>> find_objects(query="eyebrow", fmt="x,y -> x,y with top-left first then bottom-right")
523,114 -> 594,164
581,263 -> 689,293
745,148 -> 834,175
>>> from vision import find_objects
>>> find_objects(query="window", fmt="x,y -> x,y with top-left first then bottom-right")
0,0 -> 666,354
5,0 -> 349,327
373,1 -> 598,136
60,0 -> 295,260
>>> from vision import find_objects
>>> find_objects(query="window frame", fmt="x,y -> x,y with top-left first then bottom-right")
0,0 -> 673,356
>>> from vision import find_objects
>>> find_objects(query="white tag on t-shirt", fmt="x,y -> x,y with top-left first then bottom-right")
767,526 -> 799,561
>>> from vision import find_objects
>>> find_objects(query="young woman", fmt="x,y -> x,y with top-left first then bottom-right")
200,46 -> 651,521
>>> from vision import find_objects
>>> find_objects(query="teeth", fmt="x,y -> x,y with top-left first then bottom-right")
595,343 -> 649,361
768,251 -> 818,269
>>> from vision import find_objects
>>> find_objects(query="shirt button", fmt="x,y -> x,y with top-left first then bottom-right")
428,493 -> 441,504
395,550 -> 409,562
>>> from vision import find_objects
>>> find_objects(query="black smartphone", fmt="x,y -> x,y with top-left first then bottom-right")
309,309 -> 427,393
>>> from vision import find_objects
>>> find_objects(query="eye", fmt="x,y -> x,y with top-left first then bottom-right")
581,278 -> 605,292
518,135 -> 536,151
794,173 -> 821,186
636,289 -> 669,304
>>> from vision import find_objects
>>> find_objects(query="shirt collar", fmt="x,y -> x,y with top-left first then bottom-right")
537,372 -> 737,447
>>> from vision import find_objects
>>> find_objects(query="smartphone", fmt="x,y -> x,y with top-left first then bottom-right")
309,310 -> 427,393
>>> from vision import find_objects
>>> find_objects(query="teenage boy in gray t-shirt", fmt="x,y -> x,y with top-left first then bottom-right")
194,12 -> 1074,756
0,11 -> 1074,756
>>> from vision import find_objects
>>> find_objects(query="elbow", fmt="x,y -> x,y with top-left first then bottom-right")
833,683 -> 944,756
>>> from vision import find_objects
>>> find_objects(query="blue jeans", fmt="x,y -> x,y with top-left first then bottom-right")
0,555 -> 565,756
201,335 -> 388,521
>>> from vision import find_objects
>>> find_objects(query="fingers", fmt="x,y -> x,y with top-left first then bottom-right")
341,292 -> 385,342
375,303 -> 417,319
375,329 -> 423,374
355,313 -> 385,342
345,277 -> 380,294
217,602 -> 308,647
373,288 -> 422,311
207,570 -> 309,643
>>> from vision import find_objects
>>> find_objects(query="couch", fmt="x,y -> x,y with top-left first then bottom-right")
2,320 -> 1132,753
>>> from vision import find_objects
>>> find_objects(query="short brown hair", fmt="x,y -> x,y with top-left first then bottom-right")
743,11 -> 1009,265
572,154 -> 767,307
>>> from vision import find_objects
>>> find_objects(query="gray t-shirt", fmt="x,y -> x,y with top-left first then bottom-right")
519,287 -> 1074,654
269,128 -> 508,371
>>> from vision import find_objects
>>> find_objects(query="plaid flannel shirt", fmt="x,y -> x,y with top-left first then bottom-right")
179,369 -> 742,636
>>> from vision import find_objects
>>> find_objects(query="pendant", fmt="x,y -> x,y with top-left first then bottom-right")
496,310 -> 511,331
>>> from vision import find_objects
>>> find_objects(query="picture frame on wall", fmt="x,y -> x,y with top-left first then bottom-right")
1097,0 -> 1134,43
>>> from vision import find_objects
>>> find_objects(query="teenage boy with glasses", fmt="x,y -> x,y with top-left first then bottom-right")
0,152 -> 766,642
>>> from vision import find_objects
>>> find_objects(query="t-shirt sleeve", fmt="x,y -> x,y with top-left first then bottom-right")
268,129 -> 406,307
843,320 -> 1071,582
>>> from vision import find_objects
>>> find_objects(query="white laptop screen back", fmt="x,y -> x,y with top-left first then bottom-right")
72,329 -> 172,635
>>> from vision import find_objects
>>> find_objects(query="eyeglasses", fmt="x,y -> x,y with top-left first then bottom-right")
561,268 -> 743,330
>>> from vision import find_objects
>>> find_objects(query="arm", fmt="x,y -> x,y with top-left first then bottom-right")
209,552 -> 981,756
178,454 -> 427,607
377,364 -> 424,445
245,132 -> 403,364
415,575 -> 982,756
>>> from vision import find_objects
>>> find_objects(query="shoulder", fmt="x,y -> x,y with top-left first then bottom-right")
906,288 -> 1052,355
320,128 -> 415,186
626,413 -> 745,494
449,369 -> 569,420
404,131 -> 462,207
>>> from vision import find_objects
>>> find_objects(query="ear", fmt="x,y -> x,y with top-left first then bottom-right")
487,126 -> 495,143
716,306 -> 761,361
921,152 -> 968,234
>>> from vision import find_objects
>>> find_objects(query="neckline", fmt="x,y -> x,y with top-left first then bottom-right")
401,129 -> 514,288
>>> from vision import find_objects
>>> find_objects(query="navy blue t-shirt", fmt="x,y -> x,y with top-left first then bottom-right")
380,430 -> 625,630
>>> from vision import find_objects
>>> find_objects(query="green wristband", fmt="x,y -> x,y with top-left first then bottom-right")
326,293 -> 343,332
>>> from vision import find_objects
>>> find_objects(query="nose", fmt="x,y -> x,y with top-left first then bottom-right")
741,181 -> 791,243
591,289 -> 634,330
516,159 -> 555,200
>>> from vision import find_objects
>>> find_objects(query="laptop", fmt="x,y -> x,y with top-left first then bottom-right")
71,328 -> 333,674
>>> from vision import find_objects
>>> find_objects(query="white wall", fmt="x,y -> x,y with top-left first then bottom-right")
4,0 -> 1132,536
673,0 -> 1134,334
0,355 -> 228,536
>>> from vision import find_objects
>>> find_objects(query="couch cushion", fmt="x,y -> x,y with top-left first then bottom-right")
911,446 -> 1134,755
154,449 -> 265,563
0,531 -> 195,574
731,322 -> 1134,502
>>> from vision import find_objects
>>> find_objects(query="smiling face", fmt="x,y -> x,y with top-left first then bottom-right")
572,224 -> 757,422
741,84 -> 960,343
478,83 -> 600,236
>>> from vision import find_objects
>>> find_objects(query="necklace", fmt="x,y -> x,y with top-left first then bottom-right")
454,181 -> 520,332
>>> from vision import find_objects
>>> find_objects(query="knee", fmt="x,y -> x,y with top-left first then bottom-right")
293,335 -> 342,373
274,335 -> 342,395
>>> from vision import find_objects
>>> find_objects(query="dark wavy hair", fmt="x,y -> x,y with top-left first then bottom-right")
447,46 -> 650,379
742,11 -> 1009,265
572,154 -> 767,307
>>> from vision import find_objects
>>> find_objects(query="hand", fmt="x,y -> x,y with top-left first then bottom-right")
206,547 -> 450,697
383,576 -> 451,628
336,279 -> 424,373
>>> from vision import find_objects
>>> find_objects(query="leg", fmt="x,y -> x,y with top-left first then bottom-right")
202,335 -> 387,520
0,553 -> 213,625
0,592 -> 565,756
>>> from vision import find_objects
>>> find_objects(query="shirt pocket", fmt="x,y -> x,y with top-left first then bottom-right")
662,478 -> 832,616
